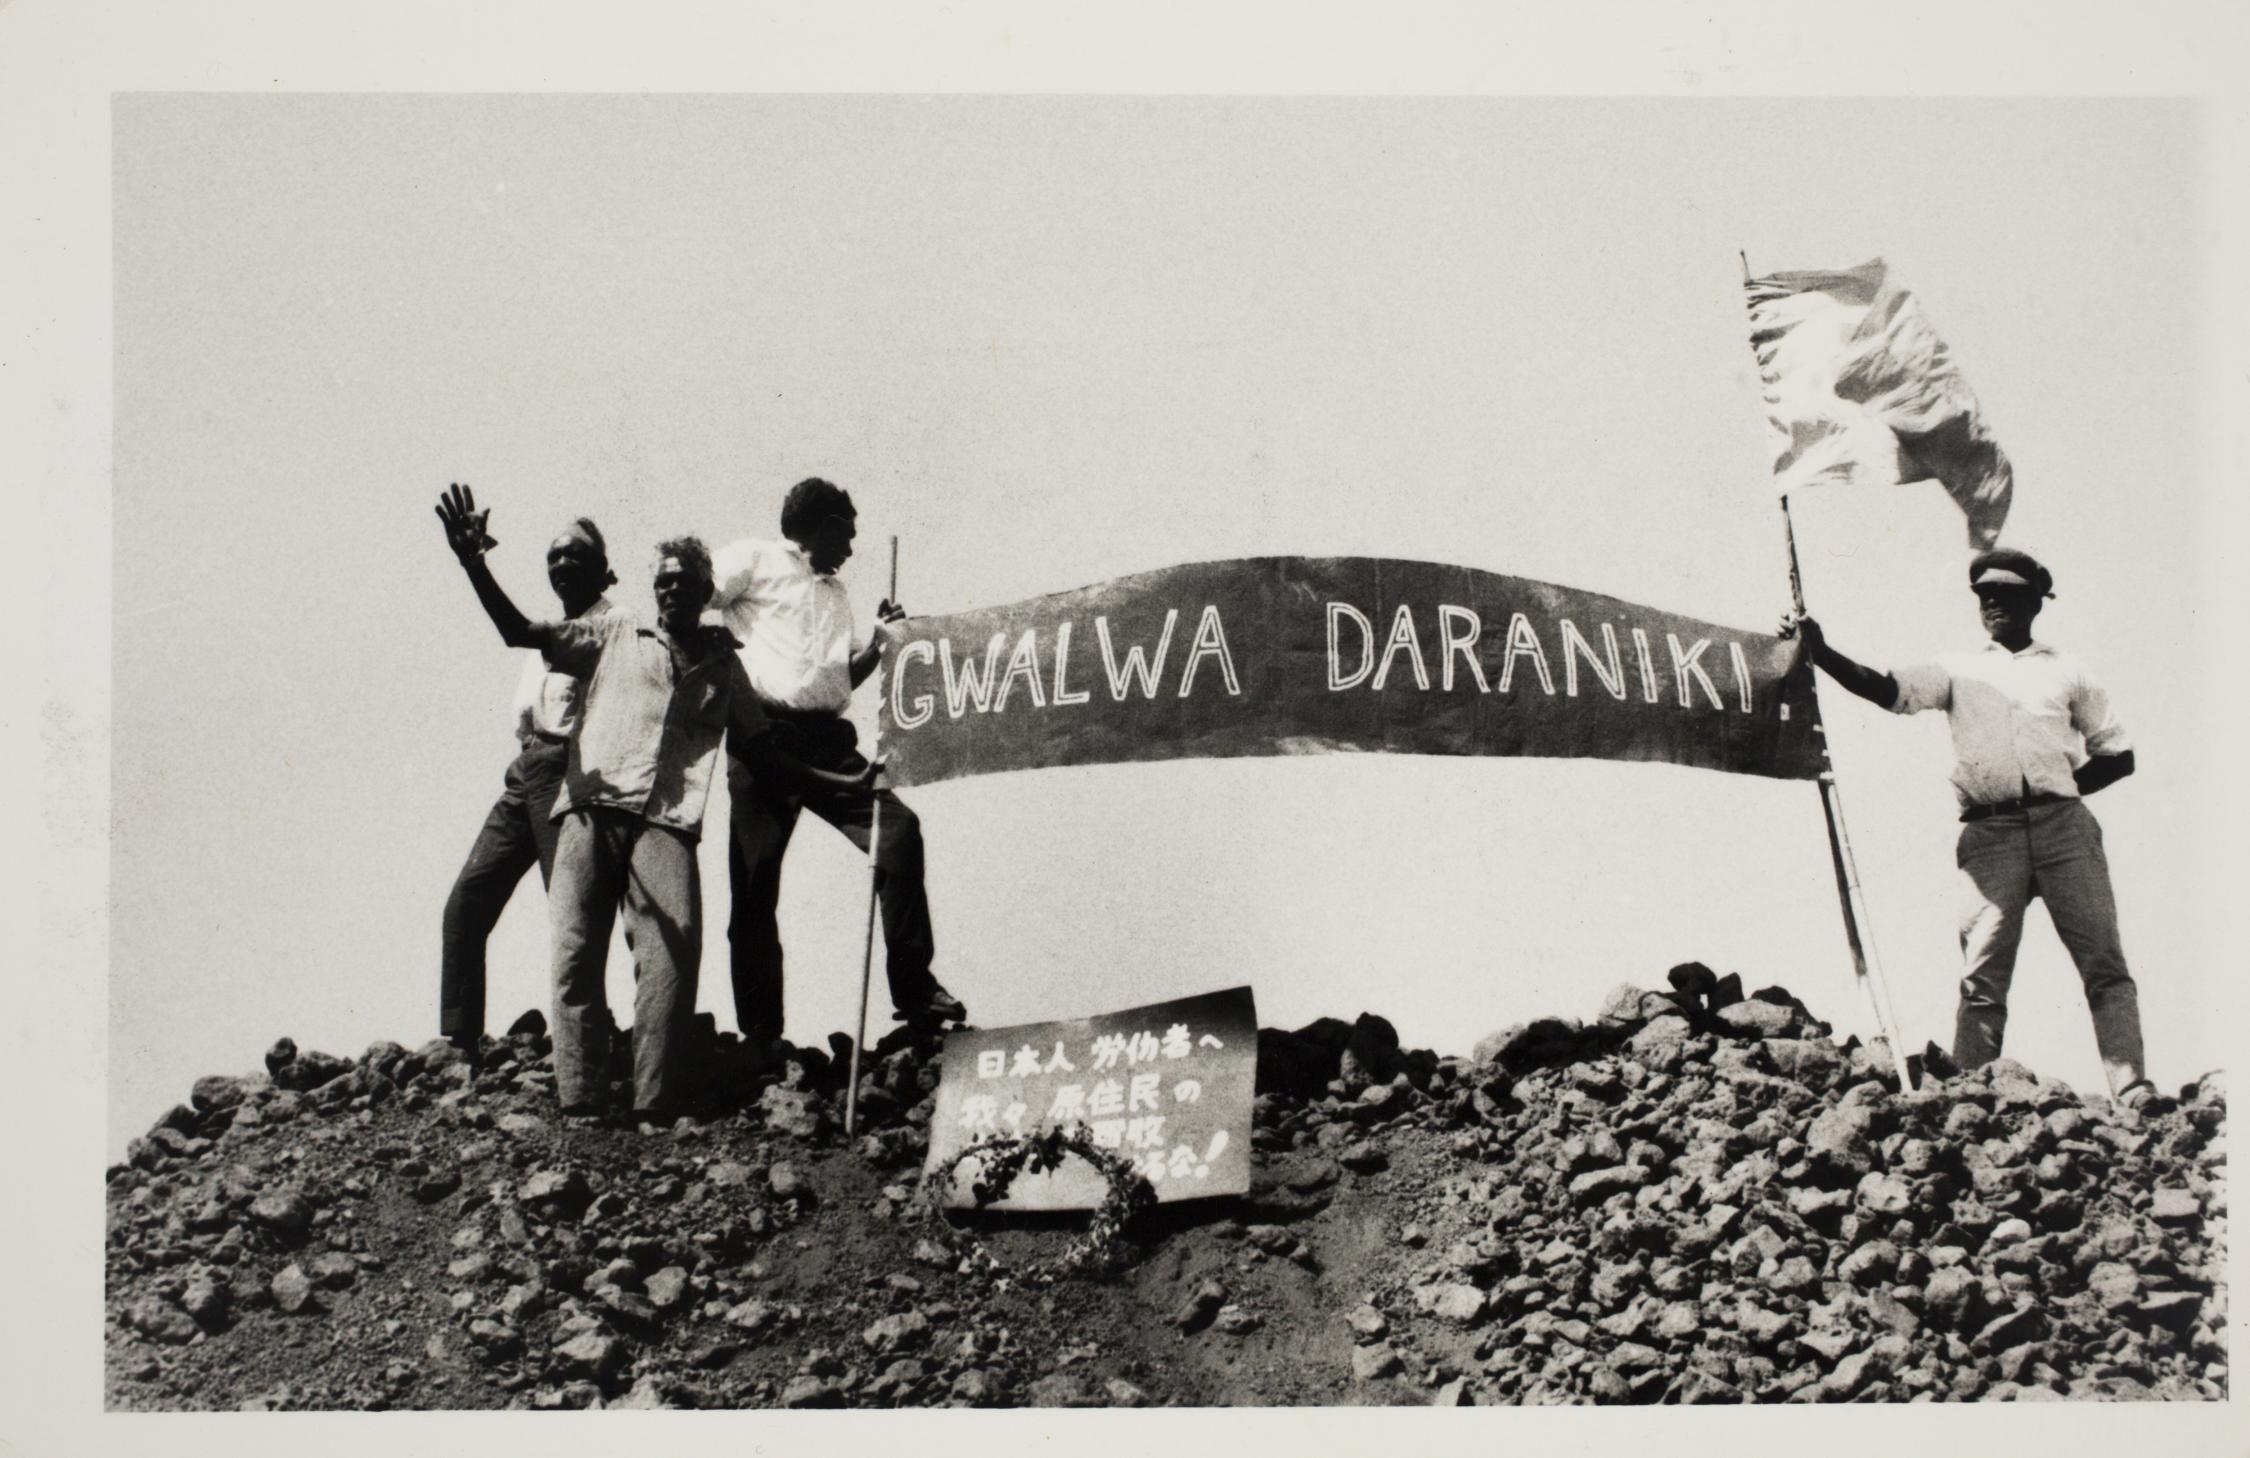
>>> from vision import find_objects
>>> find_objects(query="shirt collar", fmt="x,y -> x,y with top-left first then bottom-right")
635,620 -> 741,657
571,594 -> 613,622
1981,638 -> 2053,658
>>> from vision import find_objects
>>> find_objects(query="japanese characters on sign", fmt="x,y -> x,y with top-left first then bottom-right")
925,987 -> 1257,1212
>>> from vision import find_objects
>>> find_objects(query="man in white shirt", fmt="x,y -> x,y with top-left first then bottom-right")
711,478 -> 967,1050
1788,548 -> 2153,1108
438,516 -> 616,1066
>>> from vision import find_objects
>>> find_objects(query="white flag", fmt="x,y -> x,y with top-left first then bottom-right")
1745,258 -> 2012,548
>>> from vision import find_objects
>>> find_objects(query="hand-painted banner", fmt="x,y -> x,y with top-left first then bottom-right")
877,556 -> 1823,787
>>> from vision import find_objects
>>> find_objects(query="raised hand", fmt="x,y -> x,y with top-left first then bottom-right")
434,482 -> 499,562
873,598 -> 907,626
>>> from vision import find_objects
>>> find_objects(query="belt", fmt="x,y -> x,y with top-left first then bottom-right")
758,701 -> 850,722
1960,792 -> 2071,823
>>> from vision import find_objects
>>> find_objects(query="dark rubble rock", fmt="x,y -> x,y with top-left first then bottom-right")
307,1252 -> 358,1289
1339,1012 -> 1404,1089
1173,1280 -> 1226,1331
758,1085 -> 830,1141
274,1049 -> 355,1092
1255,1026 -> 1339,1097
518,1168 -> 594,1218
553,1333 -> 626,1384
1352,1343 -> 1404,1380
125,1295 -> 201,1345
1715,999 -> 1804,1040
1474,1018 -> 1604,1075
180,1269 -> 232,1329
1805,1106 -> 1875,1178
247,1188 -> 316,1240
1595,983 -> 1681,1031
269,1264 -> 319,1315
190,1075 -> 250,1113
863,1310 -> 929,1355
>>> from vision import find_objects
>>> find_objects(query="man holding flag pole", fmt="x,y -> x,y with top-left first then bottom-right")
710,478 -> 968,1071
1746,257 -> 2155,1109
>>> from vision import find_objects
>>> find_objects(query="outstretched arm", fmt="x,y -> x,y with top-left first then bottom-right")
435,483 -> 533,648
1780,612 -> 1898,710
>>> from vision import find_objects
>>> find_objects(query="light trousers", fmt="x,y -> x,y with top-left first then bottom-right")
547,808 -> 701,1111
1954,797 -> 2145,1095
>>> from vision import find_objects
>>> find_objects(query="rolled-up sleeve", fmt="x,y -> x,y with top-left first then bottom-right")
1888,660 -> 1952,715
527,618 -> 607,678
2072,666 -> 2131,756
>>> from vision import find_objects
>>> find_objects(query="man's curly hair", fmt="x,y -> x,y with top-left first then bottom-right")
652,535 -> 714,591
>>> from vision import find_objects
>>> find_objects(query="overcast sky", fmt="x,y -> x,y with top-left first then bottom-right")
109,94 -> 2219,1152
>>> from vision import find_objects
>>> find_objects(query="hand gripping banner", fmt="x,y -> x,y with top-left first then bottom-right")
877,556 -> 1824,788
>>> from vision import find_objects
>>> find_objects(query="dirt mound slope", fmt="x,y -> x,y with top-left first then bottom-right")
106,968 -> 2227,1408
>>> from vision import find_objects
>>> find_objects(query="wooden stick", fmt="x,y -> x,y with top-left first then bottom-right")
1746,250 -> 1916,1088
845,535 -> 901,1135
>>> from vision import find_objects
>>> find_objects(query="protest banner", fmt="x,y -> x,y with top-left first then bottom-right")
924,987 -> 1258,1212
877,556 -> 1823,788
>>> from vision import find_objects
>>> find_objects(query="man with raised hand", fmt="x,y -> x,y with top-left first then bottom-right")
434,484 -> 872,1118
1786,547 -> 2155,1110
711,477 -> 965,1058
438,516 -> 617,1070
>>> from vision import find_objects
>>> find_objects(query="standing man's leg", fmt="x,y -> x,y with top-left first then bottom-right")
1953,813 -> 2035,1070
2029,800 -> 2148,1097
727,759 -> 801,1041
548,809 -> 626,1111
521,738 -> 569,886
439,749 -> 545,1055
621,822 -> 702,1114
799,756 -> 946,1017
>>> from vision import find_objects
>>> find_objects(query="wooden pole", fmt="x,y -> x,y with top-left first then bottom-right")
845,534 -> 901,1136
1746,252 -> 1916,1088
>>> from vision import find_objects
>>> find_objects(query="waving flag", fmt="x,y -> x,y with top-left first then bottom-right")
1745,258 -> 2013,547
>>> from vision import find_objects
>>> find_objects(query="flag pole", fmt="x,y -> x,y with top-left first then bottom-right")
1744,251 -> 1916,1089
845,533 -> 900,1136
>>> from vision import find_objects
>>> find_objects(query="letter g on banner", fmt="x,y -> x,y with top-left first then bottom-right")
890,639 -> 937,730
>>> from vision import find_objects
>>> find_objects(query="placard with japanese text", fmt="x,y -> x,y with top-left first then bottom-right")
924,987 -> 1257,1211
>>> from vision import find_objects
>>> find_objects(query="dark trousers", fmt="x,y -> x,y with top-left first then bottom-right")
438,737 -> 569,1046
727,712 -> 937,1039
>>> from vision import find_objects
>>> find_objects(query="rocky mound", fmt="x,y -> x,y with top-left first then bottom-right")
106,966 -> 2227,1408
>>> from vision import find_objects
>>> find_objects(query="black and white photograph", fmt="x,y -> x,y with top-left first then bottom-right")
8,3 -> 2247,1452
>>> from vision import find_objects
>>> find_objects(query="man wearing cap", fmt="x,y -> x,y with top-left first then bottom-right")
1786,547 -> 2153,1108
437,516 -> 618,1068
710,478 -> 966,1056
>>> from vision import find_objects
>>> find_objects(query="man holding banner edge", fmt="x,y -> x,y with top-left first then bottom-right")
712,478 -> 968,1058
1784,547 -> 2154,1110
